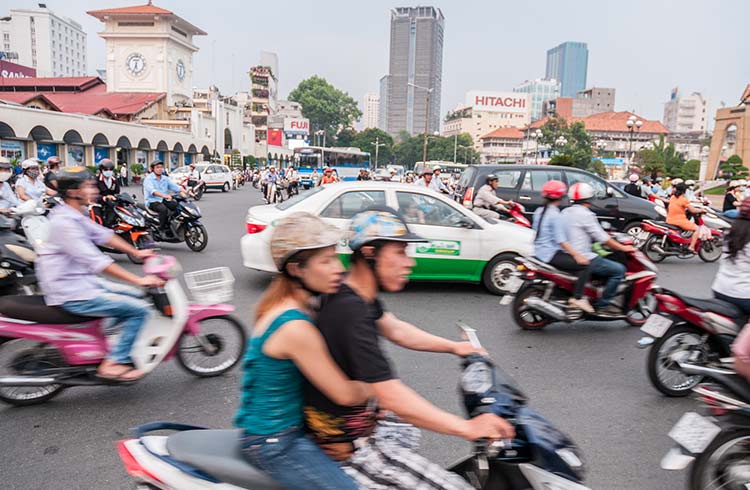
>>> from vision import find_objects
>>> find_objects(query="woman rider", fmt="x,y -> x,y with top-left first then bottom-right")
90,159 -> 121,226
723,181 -> 741,219
666,182 -> 706,254
15,159 -> 46,202
712,197 -> 750,316
532,180 -> 594,313
235,212 -> 370,490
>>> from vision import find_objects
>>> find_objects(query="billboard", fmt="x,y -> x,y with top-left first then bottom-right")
283,118 -> 310,135
267,129 -> 282,147
466,91 -> 529,114
0,60 -> 36,78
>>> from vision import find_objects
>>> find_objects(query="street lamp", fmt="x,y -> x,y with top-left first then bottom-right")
555,136 -> 568,147
315,129 -> 326,148
408,82 -> 434,165
373,136 -> 386,170
531,129 -> 543,164
626,115 -> 643,172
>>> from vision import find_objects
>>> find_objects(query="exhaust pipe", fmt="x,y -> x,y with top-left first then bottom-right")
524,297 -> 567,321
0,376 -> 57,387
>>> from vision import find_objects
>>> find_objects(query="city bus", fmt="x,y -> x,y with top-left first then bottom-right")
294,146 -> 371,186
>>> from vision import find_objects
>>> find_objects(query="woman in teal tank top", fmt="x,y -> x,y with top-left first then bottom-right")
236,213 -> 370,489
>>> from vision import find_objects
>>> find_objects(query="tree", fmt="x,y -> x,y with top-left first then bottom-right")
352,128 -> 394,166
720,154 -> 748,179
334,128 -> 357,147
588,159 -> 607,178
636,135 -> 685,178
393,132 -> 479,168
288,76 -> 362,141
682,159 -> 701,180
539,117 -> 593,170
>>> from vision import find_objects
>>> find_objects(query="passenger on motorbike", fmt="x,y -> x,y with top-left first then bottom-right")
186,162 -> 202,189
43,156 -> 62,193
532,180 -> 594,313
319,167 -> 337,186
15,158 -> 46,202
712,197 -> 750,316
263,166 -> 280,202
304,208 -> 514,489
667,182 -> 706,254
235,212 -> 370,490
90,159 -> 121,227
0,158 -> 19,212
143,160 -> 184,234
561,183 -> 636,314
724,181 -> 741,219
472,174 -> 515,221
623,174 -> 642,198
36,167 -> 162,381
429,168 -> 451,194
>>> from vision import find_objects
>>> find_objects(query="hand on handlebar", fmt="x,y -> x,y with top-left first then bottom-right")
461,413 -> 515,441
573,254 -> 590,266
138,274 -> 165,288
452,341 -> 488,357
133,249 -> 156,260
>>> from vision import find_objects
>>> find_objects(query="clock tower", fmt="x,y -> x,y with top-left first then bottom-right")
88,2 -> 206,106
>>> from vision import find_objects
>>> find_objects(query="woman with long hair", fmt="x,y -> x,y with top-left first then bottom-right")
532,180 -> 594,313
235,212 -> 369,490
666,182 -> 706,253
712,197 -> 750,315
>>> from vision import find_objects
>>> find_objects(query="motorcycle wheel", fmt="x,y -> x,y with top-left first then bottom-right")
0,339 -> 66,406
511,283 -> 553,330
127,235 -> 151,264
689,429 -> 750,490
643,235 -> 667,263
698,238 -> 722,263
193,186 -> 204,201
184,223 -> 208,252
625,294 -> 657,327
176,315 -> 246,377
647,324 -> 708,397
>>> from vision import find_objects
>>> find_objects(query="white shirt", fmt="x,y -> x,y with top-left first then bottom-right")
560,204 -> 611,260
712,243 -> 750,299
429,175 -> 448,193
0,182 -> 19,209
15,175 -> 46,201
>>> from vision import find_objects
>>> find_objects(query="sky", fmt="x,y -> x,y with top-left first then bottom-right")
3,0 -> 748,125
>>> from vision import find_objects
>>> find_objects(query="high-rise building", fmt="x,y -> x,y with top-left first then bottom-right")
362,92 -> 380,130
384,6 -> 444,136
545,42 -> 588,98
0,5 -> 87,77
379,75 -> 389,131
663,88 -> 709,133
513,79 -> 560,121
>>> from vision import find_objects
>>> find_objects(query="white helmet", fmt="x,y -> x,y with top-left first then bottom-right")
685,179 -> 695,186
629,174 -> 639,182
740,179 -> 748,187
730,180 -> 740,189
568,182 -> 595,202
671,178 -> 684,185
21,158 -> 40,169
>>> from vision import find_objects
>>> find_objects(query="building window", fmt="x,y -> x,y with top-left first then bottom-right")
2,33 -> 8,41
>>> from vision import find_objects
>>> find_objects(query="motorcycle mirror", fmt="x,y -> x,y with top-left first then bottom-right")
456,321 -> 483,350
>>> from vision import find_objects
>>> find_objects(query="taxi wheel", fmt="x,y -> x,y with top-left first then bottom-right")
482,253 -> 518,296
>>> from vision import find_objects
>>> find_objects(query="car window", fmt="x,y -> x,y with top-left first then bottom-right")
276,186 -> 324,210
521,169 -> 564,191
397,192 -> 471,228
566,171 -> 607,197
458,168 -> 475,188
493,170 -> 522,189
320,191 -> 386,220
221,166 -> 229,173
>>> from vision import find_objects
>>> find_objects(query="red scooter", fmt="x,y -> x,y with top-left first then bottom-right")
636,288 -> 746,397
507,232 -> 658,329
499,202 -> 532,228
640,212 -> 723,263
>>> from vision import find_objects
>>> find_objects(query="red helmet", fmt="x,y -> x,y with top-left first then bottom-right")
541,180 -> 567,200
740,197 -> 750,219
323,167 -> 333,174
568,182 -> 595,202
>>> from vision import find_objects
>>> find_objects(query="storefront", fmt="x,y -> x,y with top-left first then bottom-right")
67,145 -> 85,165
94,147 -> 111,164
0,140 -> 25,161
136,150 -> 148,166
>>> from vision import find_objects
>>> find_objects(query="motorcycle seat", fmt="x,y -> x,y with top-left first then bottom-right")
0,295 -> 97,324
166,429 -> 281,489
526,257 -> 578,282
647,220 -> 684,231
673,293 -> 744,320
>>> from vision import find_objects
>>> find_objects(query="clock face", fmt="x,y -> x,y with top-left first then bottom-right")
176,60 -> 186,81
126,53 -> 146,76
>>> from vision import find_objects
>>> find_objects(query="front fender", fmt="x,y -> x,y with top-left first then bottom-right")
186,304 -> 236,335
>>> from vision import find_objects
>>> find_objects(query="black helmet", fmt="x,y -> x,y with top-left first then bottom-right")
486,174 -> 499,184
99,158 -> 115,170
57,166 -> 93,196
149,159 -> 164,170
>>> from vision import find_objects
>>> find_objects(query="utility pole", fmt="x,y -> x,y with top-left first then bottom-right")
375,135 -> 380,169
422,91 -> 430,165
453,133 -> 458,163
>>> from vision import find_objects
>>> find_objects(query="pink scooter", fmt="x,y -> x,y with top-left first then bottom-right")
0,256 -> 246,406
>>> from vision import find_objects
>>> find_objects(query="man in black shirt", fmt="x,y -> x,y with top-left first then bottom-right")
304,208 -> 513,489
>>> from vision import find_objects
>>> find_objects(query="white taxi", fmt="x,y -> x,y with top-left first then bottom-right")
241,182 -> 533,294
170,163 -> 233,192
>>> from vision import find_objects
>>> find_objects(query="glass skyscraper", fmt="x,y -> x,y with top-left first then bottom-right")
514,79 -> 561,121
545,42 -> 588,98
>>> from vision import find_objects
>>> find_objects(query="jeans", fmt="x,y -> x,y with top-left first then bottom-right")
724,209 -> 740,219
549,250 -> 591,299
240,426 -> 357,490
589,256 -> 626,306
714,290 -> 750,316
61,280 -> 151,364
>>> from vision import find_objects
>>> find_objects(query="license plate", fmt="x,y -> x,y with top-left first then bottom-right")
641,314 -> 672,338
668,412 -> 721,454
637,231 -> 650,240
499,295 -> 513,306
504,276 -> 523,294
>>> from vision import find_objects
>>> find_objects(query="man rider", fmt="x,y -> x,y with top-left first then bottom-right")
429,168 -> 451,194
0,157 -> 19,212
356,168 -> 371,181
186,162 -> 202,191
44,156 -> 62,193
304,208 -> 514,489
623,174 -> 641,198
263,166 -> 280,202
415,168 -> 433,187
36,167 -> 162,381
472,174 -> 515,220
560,182 -> 636,314
143,160 -> 183,234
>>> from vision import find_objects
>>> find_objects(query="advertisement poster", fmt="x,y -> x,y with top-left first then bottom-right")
267,129 -> 282,147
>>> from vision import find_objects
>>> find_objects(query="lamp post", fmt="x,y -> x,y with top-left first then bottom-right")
408,82 -> 434,166
554,135 -> 568,152
699,145 -> 710,181
626,115 -> 643,173
531,129 -> 543,164
373,136 -> 386,170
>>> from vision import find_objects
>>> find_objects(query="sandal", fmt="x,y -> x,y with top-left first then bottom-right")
97,361 -> 144,382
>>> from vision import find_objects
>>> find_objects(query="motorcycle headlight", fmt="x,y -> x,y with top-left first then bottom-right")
461,361 -> 493,394
654,205 -> 667,218
556,448 -> 586,480
189,205 -> 201,217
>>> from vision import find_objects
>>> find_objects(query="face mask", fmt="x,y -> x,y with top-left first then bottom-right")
0,172 -> 10,182
26,169 -> 39,179
103,170 -> 113,178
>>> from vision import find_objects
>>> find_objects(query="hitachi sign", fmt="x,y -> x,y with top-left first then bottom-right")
466,91 -> 530,114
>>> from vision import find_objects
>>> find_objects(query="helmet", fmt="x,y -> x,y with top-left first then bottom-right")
270,212 -> 342,271
642,176 -> 651,183
99,158 -> 115,170
541,180 -> 567,200
568,182 -> 595,202
672,178 -> 684,185
685,179 -> 695,186
486,173 -> 499,184
656,177 -> 664,182
323,167 -> 333,174
46,156 -> 61,166
730,180 -> 739,189
740,179 -> 748,187
421,168 -> 432,177
629,174 -> 639,182
21,158 -> 40,169
56,166 -> 93,196
740,197 -> 750,219
432,168 -> 442,173
347,207 -> 426,251
149,159 -> 164,170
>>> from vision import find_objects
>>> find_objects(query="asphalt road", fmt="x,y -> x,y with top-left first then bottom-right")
0,183 -> 722,490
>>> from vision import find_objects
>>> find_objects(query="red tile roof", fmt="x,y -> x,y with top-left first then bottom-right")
480,127 -> 524,140
526,112 -> 668,134
0,76 -> 101,90
87,3 -> 173,18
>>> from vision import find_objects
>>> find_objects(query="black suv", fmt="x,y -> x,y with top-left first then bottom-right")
455,164 -> 663,234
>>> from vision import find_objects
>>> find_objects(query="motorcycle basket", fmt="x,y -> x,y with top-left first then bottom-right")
184,267 -> 234,304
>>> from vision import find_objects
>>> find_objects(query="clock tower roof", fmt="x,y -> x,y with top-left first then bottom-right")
87,2 -> 206,35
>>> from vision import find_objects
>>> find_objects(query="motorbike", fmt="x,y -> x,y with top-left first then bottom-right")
0,215 -> 37,295
265,179 -> 286,205
659,362 -> 750,490
639,211 -> 724,263
507,232 -> 658,329
89,193 -> 153,264
178,176 -> 205,201
144,195 -> 208,252
114,324 -> 590,490
498,202 -> 531,228
0,256 -> 245,406
636,288 -> 746,397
